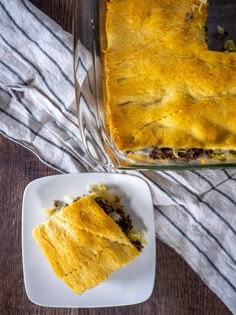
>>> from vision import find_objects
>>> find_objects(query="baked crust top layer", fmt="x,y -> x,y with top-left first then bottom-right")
105,0 -> 236,151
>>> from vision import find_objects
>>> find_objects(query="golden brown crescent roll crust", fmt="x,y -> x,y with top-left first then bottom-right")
32,196 -> 139,294
105,0 -> 236,151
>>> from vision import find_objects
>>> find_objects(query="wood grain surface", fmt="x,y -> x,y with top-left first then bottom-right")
0,1 -> 233,314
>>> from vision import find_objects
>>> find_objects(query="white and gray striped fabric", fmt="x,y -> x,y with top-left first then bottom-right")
0,1 -> 236,313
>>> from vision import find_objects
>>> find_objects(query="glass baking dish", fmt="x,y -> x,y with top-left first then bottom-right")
73,0 -> 236,170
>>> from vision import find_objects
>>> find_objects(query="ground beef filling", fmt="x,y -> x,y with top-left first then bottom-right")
95,197 -> 143,252
149,148 -> 230,161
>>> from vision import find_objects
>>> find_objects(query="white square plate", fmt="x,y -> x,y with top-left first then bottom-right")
22,173 -> 156,307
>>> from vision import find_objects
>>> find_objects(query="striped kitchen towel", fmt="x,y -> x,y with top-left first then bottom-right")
0,0 -> 236,313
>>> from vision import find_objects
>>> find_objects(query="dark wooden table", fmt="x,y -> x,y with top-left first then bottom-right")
0,1 -> 233,314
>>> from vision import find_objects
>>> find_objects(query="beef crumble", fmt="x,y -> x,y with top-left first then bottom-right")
149,147 -> 177,160
95,197 -> 143,252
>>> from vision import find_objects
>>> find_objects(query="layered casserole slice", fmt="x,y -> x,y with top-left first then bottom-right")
32,195 -> 139,295
104,0 -> 236,161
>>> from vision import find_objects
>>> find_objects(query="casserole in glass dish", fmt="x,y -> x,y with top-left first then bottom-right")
74,0 -> 236,170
